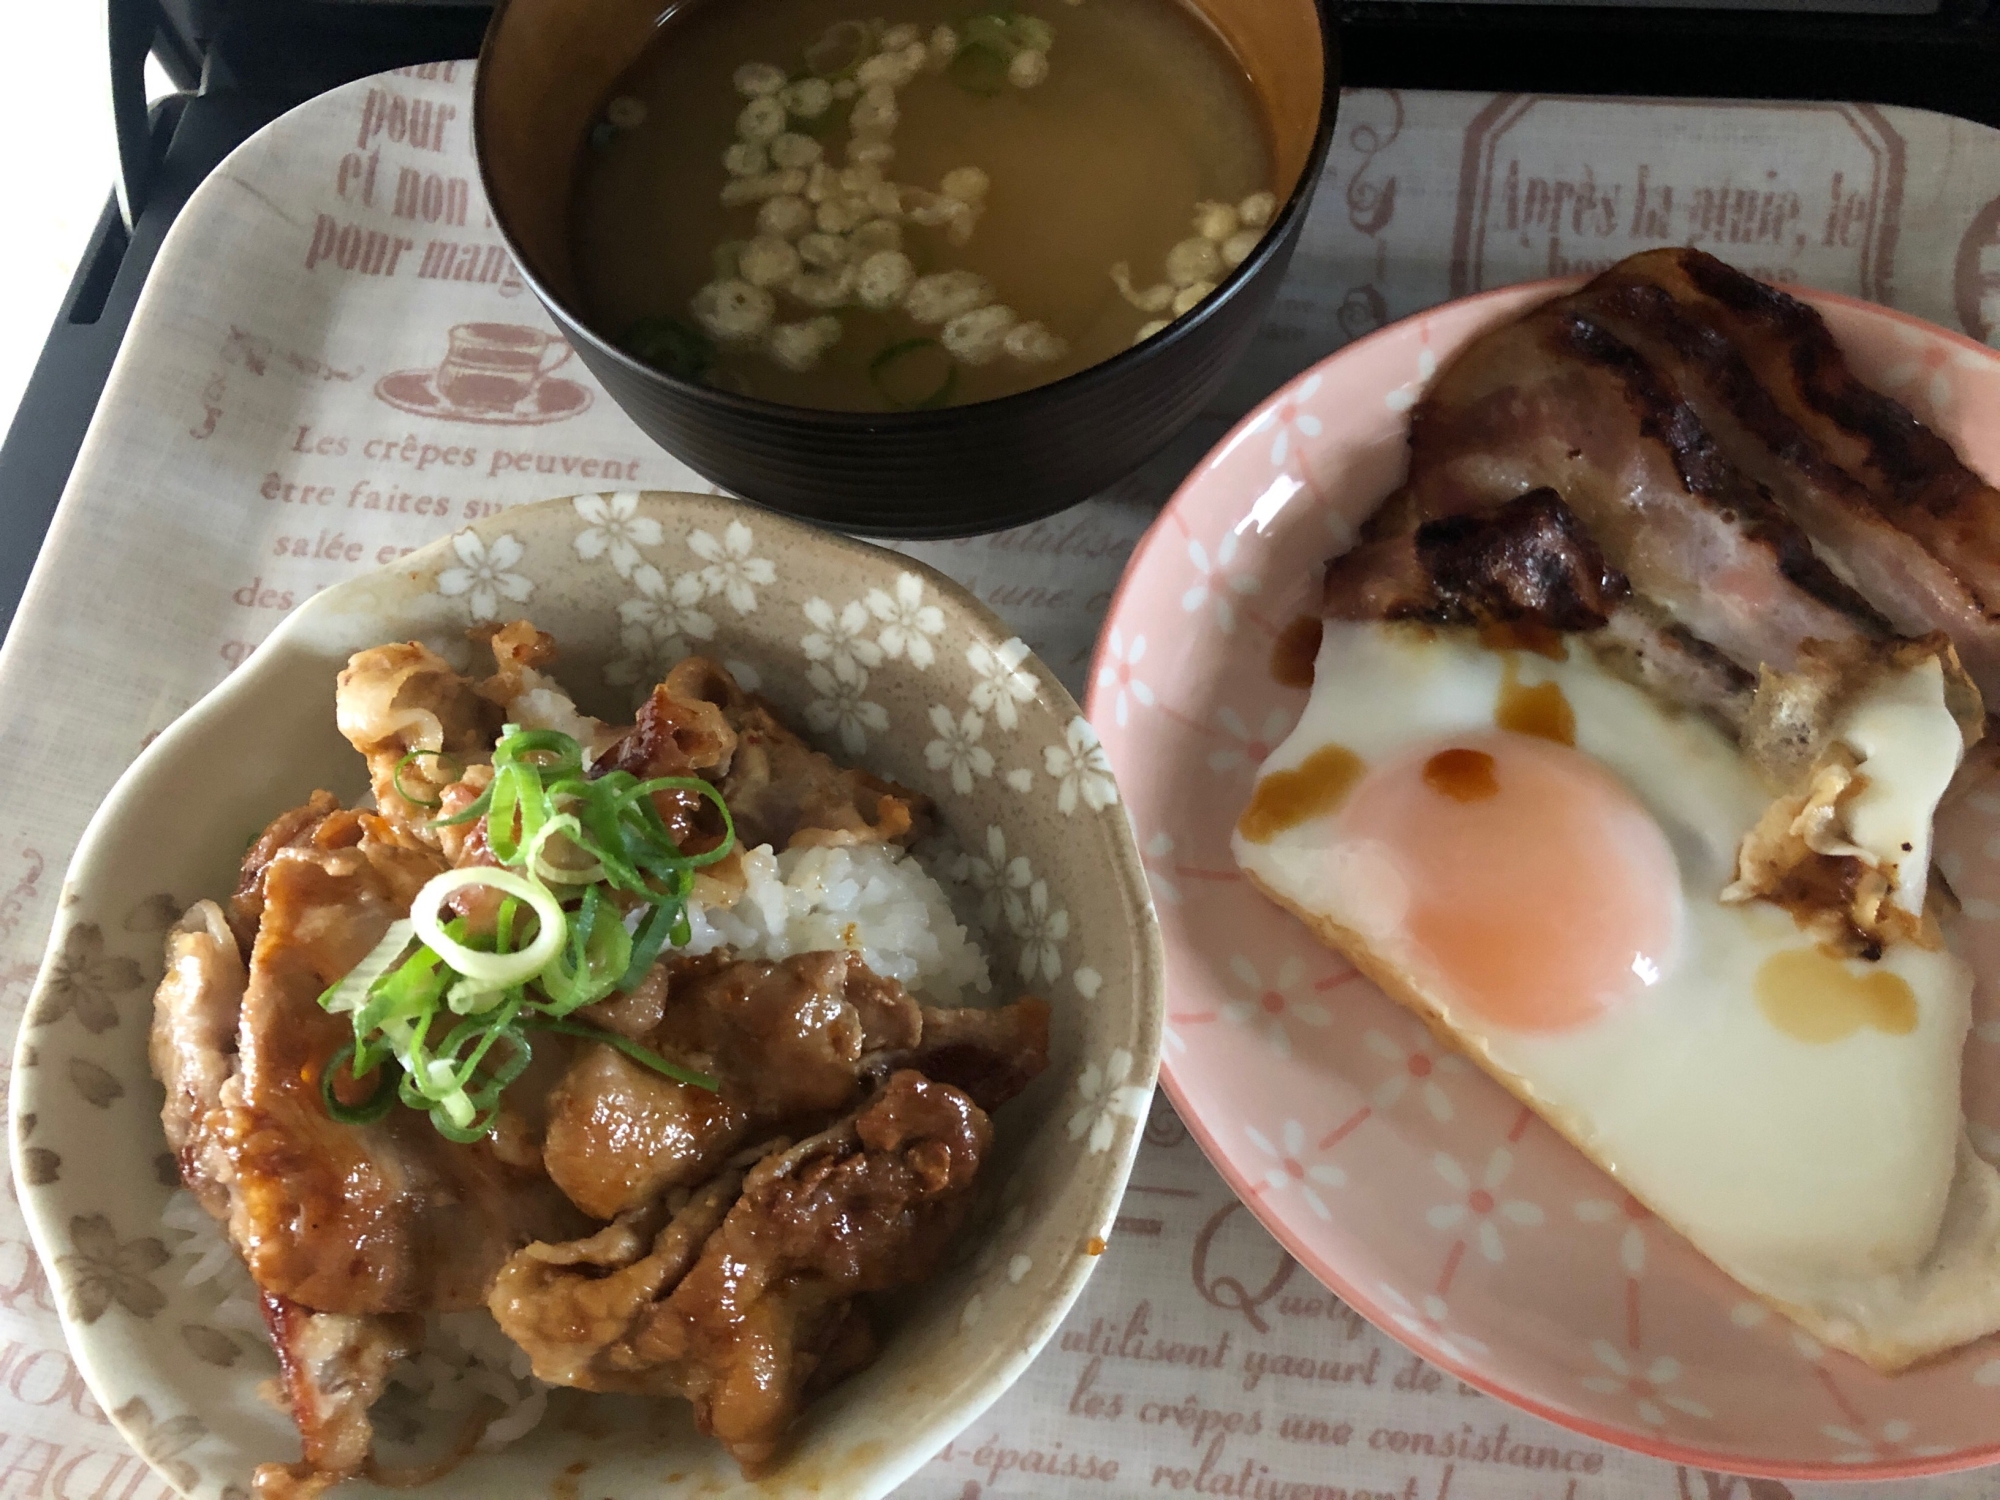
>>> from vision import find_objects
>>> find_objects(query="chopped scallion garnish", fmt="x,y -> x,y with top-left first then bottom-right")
409,866 -> 566,986
390,749 -> 463,809
320,1043 -> 400,1126
317,722 -> 733,1140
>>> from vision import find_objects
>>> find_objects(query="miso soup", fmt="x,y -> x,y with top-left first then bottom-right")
571,0 -> 1274,411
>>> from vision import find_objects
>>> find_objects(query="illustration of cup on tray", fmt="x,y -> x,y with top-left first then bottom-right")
374,322 -> 593,425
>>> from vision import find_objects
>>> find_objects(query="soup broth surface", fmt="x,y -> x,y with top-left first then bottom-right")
572,0 -> 1273,411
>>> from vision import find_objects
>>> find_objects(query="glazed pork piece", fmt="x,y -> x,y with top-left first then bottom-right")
151,902 -> 246,1220
649,1072 -> 991,1474
497,986 -> 1047,1460
217,803 -> 587,1311
494,1072 -> 994,1475
334,644 -> 497,823
543,950 -> 925,1219
486,1170 -> 747,1393
337,622 -> 631,821
156,791 -> 589,1315
152,794 -> 588,1497
149,621 -> 1049,1491
627,656 -> 931,850
898,997 -> 1054,1111
543,951 -> 1049,1219
588,654 -> 931,853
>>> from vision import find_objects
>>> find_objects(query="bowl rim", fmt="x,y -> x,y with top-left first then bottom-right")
14,489 -> 1167,1499
470,0 -> 1341,428
1085,275 -> 2000,1483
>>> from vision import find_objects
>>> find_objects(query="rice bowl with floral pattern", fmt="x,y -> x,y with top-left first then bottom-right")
1088,278 -> 2000,1480
12,491 -> 1163,1498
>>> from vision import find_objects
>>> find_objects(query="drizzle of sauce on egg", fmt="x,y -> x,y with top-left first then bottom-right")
1237,743 -> 1364,842
1755,947 -> 1917,1042
1422,747 -> 1499,802
1478,619 -> 1568,660
1270,615 -> 1323,688
1496,658 -> 1576,746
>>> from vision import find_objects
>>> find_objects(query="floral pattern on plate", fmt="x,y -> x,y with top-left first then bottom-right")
16,492 -> 1164,1500
1086,280 -> 2000,1480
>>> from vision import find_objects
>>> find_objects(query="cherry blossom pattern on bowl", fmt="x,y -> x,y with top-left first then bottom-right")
12,491 -> 1163,1500
1087,278 -> 2000,1481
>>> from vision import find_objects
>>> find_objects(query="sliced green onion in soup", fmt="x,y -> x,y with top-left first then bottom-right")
621,316 -> 717,383
804,19 -> 874,78
703,365 -> 757,398
960,14 -> 1021,54
948,40 -> 1011,95
951,14 -> 1024,93
870,338 -> 958,409
1009,13 -> 1055,52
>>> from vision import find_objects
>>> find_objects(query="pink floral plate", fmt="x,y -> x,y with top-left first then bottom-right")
1087,278 -> 2000,1480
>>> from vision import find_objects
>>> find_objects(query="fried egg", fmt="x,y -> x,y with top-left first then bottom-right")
1233,620 -> 1999,1368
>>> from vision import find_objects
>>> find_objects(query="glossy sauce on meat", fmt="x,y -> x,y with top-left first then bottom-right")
626,1073 -> 992,1473
151,631 -> 1053,1489
543,950 -> 923,1219
226,833 -> 585,1313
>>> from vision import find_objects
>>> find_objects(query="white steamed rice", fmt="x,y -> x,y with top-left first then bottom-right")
685,841 -> 990,1003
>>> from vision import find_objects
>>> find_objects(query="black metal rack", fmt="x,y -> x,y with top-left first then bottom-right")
0,0 -> 489,638
3,0 -> 1997,638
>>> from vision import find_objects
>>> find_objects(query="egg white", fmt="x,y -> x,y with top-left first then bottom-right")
1832,653 -> 1960,917
1234,621 -> 1990,1363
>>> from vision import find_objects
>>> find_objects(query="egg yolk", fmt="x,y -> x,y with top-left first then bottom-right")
1336,731 -> 1681,1032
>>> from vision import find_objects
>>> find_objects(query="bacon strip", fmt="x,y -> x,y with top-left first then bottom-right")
1324,488 -> 1626,629
1326,490 -> 1756,733
1672,250 -> 2000,599
1571,249 -> 2000,702
1376,270 -> 1889,677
